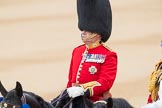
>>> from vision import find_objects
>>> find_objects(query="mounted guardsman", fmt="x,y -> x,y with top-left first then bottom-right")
51,0 -> 118,106
141,40 -> 162,108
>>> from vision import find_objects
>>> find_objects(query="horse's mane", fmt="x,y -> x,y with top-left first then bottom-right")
113,98 -> 134,108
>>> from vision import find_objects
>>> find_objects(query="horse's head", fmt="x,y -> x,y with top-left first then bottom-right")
0,81 -> 24,108
0,81 -> 54,108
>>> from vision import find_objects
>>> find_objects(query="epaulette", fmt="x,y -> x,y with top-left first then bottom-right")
103,44 -> 113,52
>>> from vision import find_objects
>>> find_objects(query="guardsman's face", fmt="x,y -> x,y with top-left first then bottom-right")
81,30 -> 100,44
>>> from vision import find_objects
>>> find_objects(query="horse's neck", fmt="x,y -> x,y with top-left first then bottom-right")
24,92 -> 54,108
22,93 -> 43,108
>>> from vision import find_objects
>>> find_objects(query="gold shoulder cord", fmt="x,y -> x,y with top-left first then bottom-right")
148,60 -> 162,101
148,41 -> 162,101
148,40 -> 162,101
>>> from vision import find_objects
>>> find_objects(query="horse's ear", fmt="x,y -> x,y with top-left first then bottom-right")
106,98 -> 113,108
0,81 -> 8,97
15,81 -> 23,97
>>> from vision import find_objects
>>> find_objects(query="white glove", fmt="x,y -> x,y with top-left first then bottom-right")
67,86 -> 84,98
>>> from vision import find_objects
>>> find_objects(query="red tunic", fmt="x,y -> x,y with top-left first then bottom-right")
67,44 -> 118,102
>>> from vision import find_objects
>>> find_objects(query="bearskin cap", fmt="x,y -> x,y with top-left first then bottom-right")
77,0 -> 112,42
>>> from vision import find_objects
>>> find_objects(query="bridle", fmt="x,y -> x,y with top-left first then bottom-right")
0,94 -> 27,108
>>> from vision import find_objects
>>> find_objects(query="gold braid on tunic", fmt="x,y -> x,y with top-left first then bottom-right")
148,59 -> 162,101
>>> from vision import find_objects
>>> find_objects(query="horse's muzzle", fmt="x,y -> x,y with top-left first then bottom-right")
0,102 -> 21,108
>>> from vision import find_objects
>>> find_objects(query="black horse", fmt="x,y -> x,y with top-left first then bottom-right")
0,81 -> 133,108
0,81 -> 54,108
